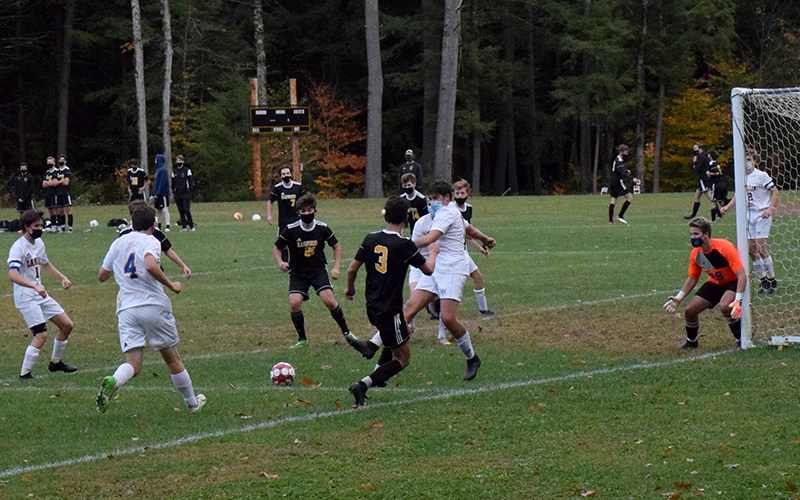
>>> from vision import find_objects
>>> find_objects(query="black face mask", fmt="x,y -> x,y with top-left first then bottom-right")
300,213 -> 315,224
282,176 -> 292,183
30,229 -> 43,240
58,160 -> 66,166
406,156 -> 413,163
403,186 -> 414,195
454,197 -> 467,205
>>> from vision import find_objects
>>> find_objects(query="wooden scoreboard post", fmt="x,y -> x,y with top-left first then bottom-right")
250,78 -> 262,200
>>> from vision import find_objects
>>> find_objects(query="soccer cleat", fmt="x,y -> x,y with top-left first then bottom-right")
289,339 -> 308,349
19,372 -> 34,380
343,331 -> 357,341
190,394 -> 207,413
349,382 -> 368,407
616,216 -> 628,224
767,277 -> 778,293
180,228 -> 188,232
437,338 -> 451,346
463,355 -> 482,381
608,221 -> 614,225
190,227 -> 196,232
96,375 -> 116,413
683,215 -> 693,220
346,336 -> 379,359
757,279 -> 771,294
677,339 -> 698,349
164,227 -> 170,232
48,360 -> 77,373
479,309 -> 495,317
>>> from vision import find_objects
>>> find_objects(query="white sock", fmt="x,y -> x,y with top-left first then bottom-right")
752,258 -> 765,279
51,339 -> 67,363
21,346 -> 40,376
112,363 -> 136,390
163,207 -> 170,227
171,369 -> 198,408
474,288 -> 488,311
455,331 -> 475,360
763,256 -> 775,279
360,376 -> 373,389
438,317 -> 447,340
370,331 -> 383,347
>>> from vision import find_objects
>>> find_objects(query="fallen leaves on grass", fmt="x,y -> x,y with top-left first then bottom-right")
786,480 -> 798,491
300,377 -> 315,387
259,472 -> 279,478
335,399 -> 341,409
372,421 -> 383,428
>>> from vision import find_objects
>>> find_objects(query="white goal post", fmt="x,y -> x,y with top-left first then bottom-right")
731,87 -> 800,348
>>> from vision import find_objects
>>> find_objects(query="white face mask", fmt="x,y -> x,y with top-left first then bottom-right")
746,162 -> 755,174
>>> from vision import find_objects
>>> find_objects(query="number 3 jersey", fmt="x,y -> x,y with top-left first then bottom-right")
7,236 -> 49,306
275,220 -> 338,277
102,231 -> 172,313
688,238 -> 743,287
354,229 -> 426,316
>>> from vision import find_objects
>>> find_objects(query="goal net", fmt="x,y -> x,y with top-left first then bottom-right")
731,87 -> 800,347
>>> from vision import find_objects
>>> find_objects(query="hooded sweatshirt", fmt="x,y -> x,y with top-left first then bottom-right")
153,154 -> 170,197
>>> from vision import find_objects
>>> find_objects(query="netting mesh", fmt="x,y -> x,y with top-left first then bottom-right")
738,89 -> 800,342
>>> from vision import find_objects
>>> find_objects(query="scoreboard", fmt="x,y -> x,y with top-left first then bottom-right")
250,107 -> 311,134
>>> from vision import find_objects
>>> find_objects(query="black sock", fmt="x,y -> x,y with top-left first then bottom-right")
608,204 -> 615,222
67,214 -> 73,228
59,214 -> 66,226
369,359 -> 404,387
158,223 -> 162,231
728,320 -> 741,340
291,311 -> 306,341
685,321 -> 699,341
619,201 -> 630,218
330,305 -> 350,334
376,347 -> 393,366
690,202 -> 700,218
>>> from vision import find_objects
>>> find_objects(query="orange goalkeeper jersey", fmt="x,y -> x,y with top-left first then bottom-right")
688,238 -> 743,286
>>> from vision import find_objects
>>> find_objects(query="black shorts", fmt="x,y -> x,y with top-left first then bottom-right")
695,178 -> 711,192
695,280 -> 737,308
45,195 -> 56,210
16,198 -> 34,213
288,267 -> 332,300
55,194 -> 71,207
153,195 -> 169,209
711,184 -> 728,202
129,193 -> 145,204
367,310 -> 410,349
609,181 -> 629,199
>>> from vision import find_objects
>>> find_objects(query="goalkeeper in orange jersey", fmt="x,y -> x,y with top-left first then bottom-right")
662,217 -> 747,349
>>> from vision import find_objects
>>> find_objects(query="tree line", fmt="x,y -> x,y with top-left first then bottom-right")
1,0 -> 799,203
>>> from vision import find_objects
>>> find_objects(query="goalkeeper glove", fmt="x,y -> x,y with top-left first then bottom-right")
663,291 -> 686,313
730,299 -> 741,320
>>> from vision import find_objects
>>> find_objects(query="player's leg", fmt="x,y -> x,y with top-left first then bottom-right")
608,196 -> 617,224
160,346 -> 204,411
350,313 -> 411,407
162,199 -> 170,231
617,193 -> 633,222
407,281 -> 421,332
680,288 -> 714,348
318,288 -> 352,338
469,261 -> 493,317
685,189 -> 703,219
717,287 -> 742,346
64,205 -> 73,232
402,287 -> 437,327
176,195 -> 187,230
288,292 -> 308,346
185,199 -> 194,230
19,324 -> 47,379
48,311 -> 77,372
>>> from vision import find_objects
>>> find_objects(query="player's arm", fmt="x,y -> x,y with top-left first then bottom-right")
417,243 -> 439,276
467,237 -> 490,256
330,242 -> 341,280
98,266 -> 113,282
413,229 -> 443,248
762,186 -> 780,218
663,276 -> 699,313
144,253 -> 181,293
164,248 -> 192,279
720,195 -> 736,215
344,259 -> 363,301
272,244 -> 289,271
8,268 -> 47,298
41,262 -> 71,290
465,224 -> 496,249
267,199 -> 274,225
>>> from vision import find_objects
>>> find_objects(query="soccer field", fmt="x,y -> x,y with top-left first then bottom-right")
1,194 -> 799,499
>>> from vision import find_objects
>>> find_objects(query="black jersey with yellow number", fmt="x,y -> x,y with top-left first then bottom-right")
401,190 -> 428,232
275,220 -> 337,277
456,202 -> 473,223
354,229 -> 426,317
55,166 -> 73,196
269,181 -> 306,229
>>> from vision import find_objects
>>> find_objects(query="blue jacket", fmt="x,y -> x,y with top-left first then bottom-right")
153,154 -> 170,197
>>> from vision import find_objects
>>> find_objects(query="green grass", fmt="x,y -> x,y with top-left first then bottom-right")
1,194 -> 799,499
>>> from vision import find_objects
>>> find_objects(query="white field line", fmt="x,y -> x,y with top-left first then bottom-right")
0,348 -> 733,479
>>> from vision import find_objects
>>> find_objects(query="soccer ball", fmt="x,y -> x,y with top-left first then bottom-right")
270,362 -> 295,386
89,219 -> 99,227
252,214 -> 262,222
233,212 -> 243,220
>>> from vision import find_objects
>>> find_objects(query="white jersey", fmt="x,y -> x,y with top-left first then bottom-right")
745,169 -> 776,211
411,213 -> 433,259
428,202 -> 470,275
7,236 -> 49,306
102,231 -> 172,313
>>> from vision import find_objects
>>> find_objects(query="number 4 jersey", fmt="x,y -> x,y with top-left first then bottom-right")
102,231 -> 172,313
7,235 -> 49,306
688,238 -> 743,287
354,229 -> 426,317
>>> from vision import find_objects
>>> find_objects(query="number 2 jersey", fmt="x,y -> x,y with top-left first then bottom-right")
354,229 -> 426,317
7,235 -> 49,307
275,220 -> 338,277
101,231 -> 172,313
688,238 -> 743,287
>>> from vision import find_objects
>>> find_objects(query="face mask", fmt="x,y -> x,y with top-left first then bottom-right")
454,196 -> 467,205
300,213 -> 315,224
58,160 -> 66,166
403,186 -> 414,195
690,237 -> 704,248
282,176 -> 292,183
429,200 -> 443,217
746,162 -> 755,174
406,156 -> 413,162
30,228 -> 43,240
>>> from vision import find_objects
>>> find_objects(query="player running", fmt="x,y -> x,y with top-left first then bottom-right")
344,196 -> 438,407
97,205 -> 205,413
662,217 -> 746,349
8,210 -> 77,379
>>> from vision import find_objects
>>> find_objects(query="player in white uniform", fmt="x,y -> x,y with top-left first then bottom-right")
96,205 -> 205,413
7,210 -> 77,379
721,154 -> 781,293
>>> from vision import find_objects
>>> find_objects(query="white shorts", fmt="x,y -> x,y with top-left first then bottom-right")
16,295 -> 64,328
468,255 -> 478,274
408,266 -> 423,285
747,210 -> 772,240
118,305 -> 179,352
416,271 -> 468,302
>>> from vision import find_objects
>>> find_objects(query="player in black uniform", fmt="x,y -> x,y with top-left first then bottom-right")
400,173 -> 428,233
268,166 -> 306,263
684,142 -> 713,220
344,196 -> 438,407
705,149 -> 729,222
273,194 -> 352,348
171,155 -> 194,231
608,145 -> 639,224
125,159 -> 149,203
11,162 -> 35,214
54,155 -> 74,233
119,200 -> 192,278
42,157 -> 58,232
